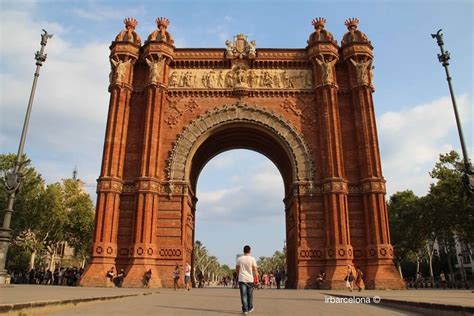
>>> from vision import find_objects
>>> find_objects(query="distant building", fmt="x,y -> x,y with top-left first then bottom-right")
454,239 -> 473,282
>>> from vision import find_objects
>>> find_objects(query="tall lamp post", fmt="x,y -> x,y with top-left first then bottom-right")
431,29 -> 474,200
0,30 -> 53,284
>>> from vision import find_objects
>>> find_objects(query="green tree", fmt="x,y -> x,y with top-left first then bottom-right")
257,249 -> 286,274
388,190 -> 424,279
0,154 -> 45,236
1,154 -> 96,270
63,179 -> 95,267
426,151 -> 473,243
37,183 -> 69,271
388,151 -> 473,283
423,151 -> 473,283
0,154 -> 46,270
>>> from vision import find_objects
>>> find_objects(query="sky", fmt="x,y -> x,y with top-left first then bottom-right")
0,0 -> 472,267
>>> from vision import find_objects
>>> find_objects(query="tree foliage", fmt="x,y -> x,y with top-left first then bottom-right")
388,150 -> 473,281
257,250 -> 286,274
0,154 -> 95,270
0,154 -> 45,239
388,190 -> 424,266
63,179 -> 95,261
425,151 -> 473,243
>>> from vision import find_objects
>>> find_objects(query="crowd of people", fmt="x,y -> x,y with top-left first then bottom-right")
9,264 -> 367,293
254,270 -> 284,289
9,267 -> 84,286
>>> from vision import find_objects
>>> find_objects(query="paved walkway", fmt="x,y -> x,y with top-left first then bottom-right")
1,285 -> 473,315
45,288 -> 411,316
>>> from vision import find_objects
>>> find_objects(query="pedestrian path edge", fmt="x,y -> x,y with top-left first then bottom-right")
0,291 -> 159,315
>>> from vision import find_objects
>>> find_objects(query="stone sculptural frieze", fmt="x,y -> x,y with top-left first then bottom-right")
168,67 -> 313,90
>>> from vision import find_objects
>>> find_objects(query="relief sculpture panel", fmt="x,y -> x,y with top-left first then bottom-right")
168,67 -> 313,90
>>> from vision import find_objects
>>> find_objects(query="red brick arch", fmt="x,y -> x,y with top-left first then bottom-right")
80,18 -> 404,289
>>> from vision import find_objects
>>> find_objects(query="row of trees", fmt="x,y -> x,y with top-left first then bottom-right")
0,154 -> 95,272
257,250 -> 286,274
192,240 -> 287,284
388,151 -> 473,284
193,240 -> 232,282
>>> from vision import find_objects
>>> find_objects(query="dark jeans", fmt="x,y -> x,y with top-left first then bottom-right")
239,282 -> 254,312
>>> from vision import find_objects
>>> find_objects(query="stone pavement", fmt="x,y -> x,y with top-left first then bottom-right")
1,285 -> 473,315
0,285 -> 153,306
44,288 -> 411,316
0,285 -> 155,315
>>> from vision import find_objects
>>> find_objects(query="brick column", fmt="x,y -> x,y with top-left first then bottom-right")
315,81 -> 354,287
123,45 -> 173,287
81,41 -> 139,287
307,19 -> 354,288
341,18 -> 404,289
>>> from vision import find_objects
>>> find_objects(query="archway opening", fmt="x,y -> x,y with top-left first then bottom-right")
185,120 -> 301,288
167,104 -> 315,289
195,149 -> 286,287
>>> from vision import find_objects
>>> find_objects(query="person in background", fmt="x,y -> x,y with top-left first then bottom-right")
144,269 -> 152,288
316,271 -> 326,289
173,265 -> 180,291
344,265 -> 354,292
355,266 -> 364,292
184,262 -> 192,291
440,271 -> 447,289
275,270 -> 282,289
106,267 -> 115,284
115,269 -> 125,288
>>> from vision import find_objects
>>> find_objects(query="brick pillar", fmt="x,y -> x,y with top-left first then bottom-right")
81,41 -> 139,287
122,48 -> 173,287
316,83 -> 354,288
309,44 -> 354,288
341,18 -> 404,289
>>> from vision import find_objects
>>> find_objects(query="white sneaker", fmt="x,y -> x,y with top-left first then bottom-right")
249,308 -> 254,313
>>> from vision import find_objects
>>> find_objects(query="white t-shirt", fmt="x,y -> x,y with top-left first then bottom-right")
185,264 -> 191,277
237,255 -> 257,283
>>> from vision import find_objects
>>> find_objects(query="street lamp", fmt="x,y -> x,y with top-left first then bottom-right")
431,29 -> 474,201
0,30 -> 53,284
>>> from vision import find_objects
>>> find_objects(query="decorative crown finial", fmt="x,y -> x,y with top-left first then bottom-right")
312,17 -> 326,29
124,18 -> 138,29
345,18 -> 359,29
156,17 -> 170,29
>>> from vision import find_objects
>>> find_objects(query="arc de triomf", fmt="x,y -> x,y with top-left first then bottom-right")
80,17 -> 404,289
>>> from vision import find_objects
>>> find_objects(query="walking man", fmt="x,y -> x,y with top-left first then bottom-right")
236,245 -> 258,315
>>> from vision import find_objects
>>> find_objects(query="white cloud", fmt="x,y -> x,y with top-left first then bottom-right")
204,154 -> 236,169
199,187 -> 241,205
197,158 -> 285,223
378,94 -> 472,196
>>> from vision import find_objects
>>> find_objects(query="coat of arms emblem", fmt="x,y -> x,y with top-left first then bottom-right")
225,34 -> 256,59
